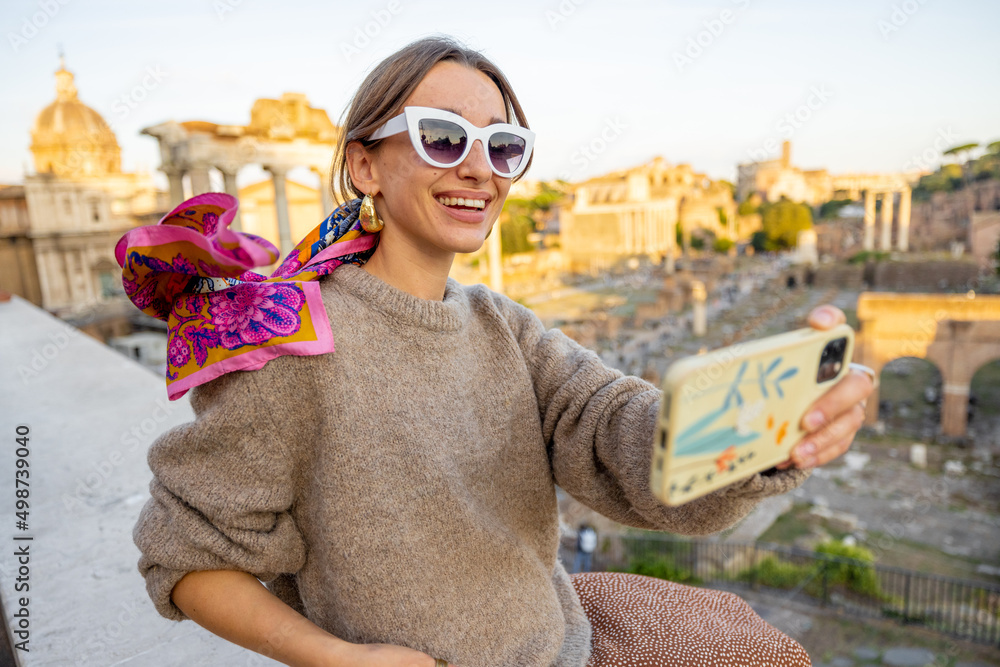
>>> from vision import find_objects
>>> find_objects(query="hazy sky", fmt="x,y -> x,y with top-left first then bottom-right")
2,0 -> 998,191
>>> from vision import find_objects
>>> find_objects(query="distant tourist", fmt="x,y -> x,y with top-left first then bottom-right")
123,35 -> 873,667
574,523 -> 597,573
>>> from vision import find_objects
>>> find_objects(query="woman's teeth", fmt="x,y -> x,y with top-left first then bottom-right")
436,196 -> 486,210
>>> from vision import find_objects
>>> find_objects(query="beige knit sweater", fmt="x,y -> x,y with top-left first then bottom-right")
134,263 -> 809,667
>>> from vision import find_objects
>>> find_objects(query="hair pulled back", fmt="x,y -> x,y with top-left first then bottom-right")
332,35 -> 531,204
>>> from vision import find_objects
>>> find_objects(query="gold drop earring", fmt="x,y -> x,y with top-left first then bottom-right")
360,193 -> 384,233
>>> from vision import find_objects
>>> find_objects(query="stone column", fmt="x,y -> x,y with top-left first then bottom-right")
863,190 -> 875,251
189,165 -> 212,196
265,165 -> 293,255
487,222 -> 503,293
879,191 -> 894,251
691,280 -> 706,337
854,336 -> 880,426
665,209 -> 675,274
315,167 -> 335,218
897,187 -> 911,252
220,168 -> 242,232
163,165 -> 186,207
940,382 -> 969,437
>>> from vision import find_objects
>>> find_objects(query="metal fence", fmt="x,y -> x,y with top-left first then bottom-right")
590,534 -> 1000,647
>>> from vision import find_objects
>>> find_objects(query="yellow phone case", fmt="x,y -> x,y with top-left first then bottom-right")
651,323 -> 854,506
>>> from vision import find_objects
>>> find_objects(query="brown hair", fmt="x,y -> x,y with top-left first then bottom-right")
331,35 -> 532,204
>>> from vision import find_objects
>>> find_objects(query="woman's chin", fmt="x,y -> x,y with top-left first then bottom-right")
451,239 -> 488,255
444,228 -> 493,255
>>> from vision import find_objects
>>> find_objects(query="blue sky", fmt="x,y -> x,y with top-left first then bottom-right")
1,0 -> 998,190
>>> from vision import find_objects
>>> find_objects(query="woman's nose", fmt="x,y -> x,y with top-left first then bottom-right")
456,139 -> 493,181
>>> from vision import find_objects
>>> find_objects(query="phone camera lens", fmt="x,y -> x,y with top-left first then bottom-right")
817,337 -> 848,383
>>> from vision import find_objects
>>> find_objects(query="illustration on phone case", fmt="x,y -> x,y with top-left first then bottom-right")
667,356 -> 800,501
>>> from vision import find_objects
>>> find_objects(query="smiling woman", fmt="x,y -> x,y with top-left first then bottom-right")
125,35 -> 872,667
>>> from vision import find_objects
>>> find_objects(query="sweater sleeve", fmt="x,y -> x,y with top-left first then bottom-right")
495,294 -> 810,536
133,366 -> 308,621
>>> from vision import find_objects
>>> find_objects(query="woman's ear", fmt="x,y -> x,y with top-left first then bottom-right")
345,141 -> 379,196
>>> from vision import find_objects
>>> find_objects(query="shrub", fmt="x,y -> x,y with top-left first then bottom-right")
740,556 -> 813,590
713,238 -> 735,253
847,250 -> 889,264
815,541 -> 882,598
618,557 -> 701,585
615,540 -> 701,585
759,198 -> 813,248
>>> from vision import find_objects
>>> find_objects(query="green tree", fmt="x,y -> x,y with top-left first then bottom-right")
499,214 -> 535,255
943,142 -> 980,163
690,229 -> 710,250
913,163 -> 964,200
498,181 -> 566,256
713,238 -> 734,253
818,198 -> 852,219
750,230 -> 770,253
759,197 -> 813,249
972,140 -> 1000,182
944,142 -> 980,189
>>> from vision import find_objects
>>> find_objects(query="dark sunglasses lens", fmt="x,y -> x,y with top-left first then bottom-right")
418,119 -> 467,164
488,132 -> 526,174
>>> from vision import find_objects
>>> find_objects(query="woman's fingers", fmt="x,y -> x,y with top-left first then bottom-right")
791,402 -> 867,469
771,307 -> 865,472
799,368 -> 874,434
806,304 -> 846,331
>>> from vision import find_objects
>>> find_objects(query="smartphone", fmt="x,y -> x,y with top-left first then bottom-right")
650,323 -> 854,506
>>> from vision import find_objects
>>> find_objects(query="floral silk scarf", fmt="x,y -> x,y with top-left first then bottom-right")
115,192 -> 378,400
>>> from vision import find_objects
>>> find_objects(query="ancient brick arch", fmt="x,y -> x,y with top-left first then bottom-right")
855,293 -> 1000,437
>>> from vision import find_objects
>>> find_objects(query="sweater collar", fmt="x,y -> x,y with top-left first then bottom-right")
332,263 -> 469,333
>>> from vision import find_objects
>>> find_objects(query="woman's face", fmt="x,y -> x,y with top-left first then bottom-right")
363,61 -> 514,259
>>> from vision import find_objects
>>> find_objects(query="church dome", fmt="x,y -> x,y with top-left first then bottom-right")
30,59 -> 121,177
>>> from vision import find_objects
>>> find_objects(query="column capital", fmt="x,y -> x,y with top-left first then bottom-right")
160,163 -> 185,176
263,164 -> 290,176
216,162 -> 242,177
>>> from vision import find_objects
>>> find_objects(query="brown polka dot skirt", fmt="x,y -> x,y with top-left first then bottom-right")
571,572 -> 811,666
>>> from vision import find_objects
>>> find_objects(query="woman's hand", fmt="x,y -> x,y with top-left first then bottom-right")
777,305 -> 875,470
340,643 -> 458,667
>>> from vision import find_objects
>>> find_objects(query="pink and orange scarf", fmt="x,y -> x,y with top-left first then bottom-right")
115,192 -> 378,400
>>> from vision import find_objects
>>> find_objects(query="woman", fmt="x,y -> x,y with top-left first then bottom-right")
127,37 -> 873,666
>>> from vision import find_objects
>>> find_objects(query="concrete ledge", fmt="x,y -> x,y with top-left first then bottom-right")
0,296 -> 280,665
